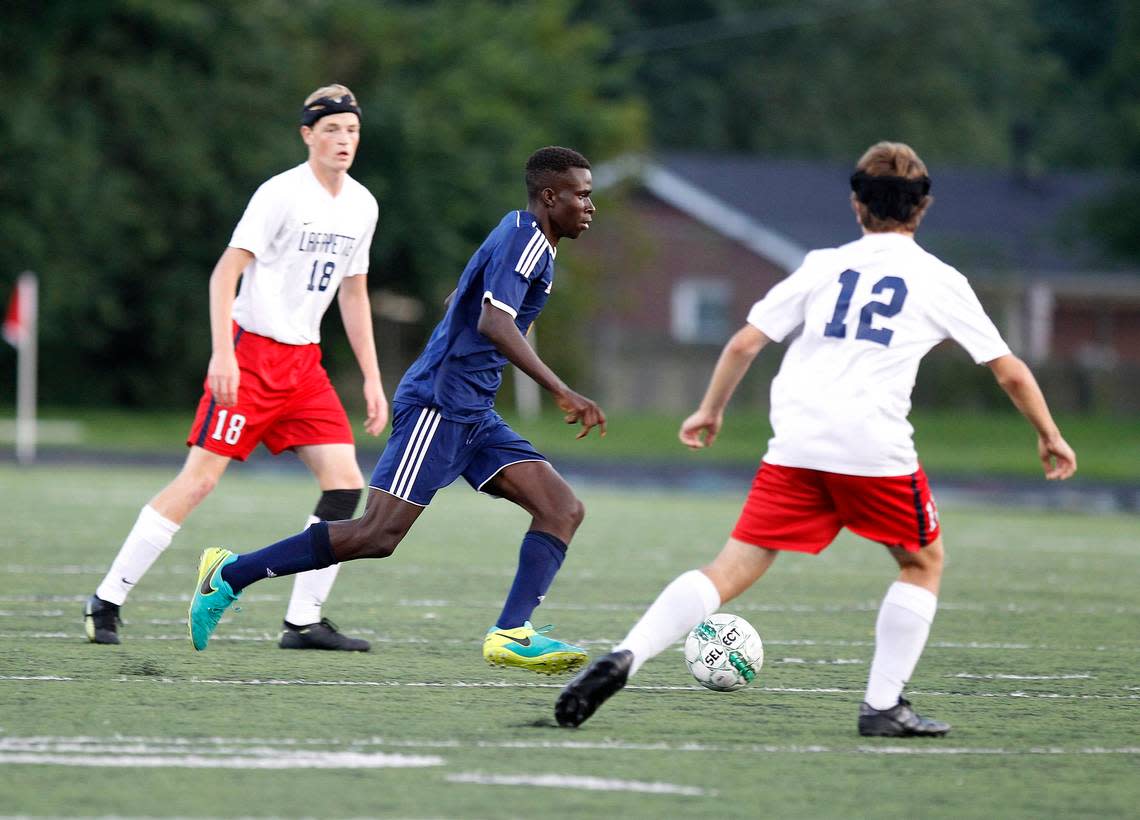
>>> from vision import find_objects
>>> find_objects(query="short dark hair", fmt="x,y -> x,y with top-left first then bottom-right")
525,146 -> 591,198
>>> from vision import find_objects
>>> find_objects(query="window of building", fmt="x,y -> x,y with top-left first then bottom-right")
671,278 -> 731,343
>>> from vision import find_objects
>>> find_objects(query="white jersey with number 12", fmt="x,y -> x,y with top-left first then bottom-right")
747,232 -> 1010,476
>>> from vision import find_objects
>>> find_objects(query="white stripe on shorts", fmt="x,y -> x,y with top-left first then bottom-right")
399,411 -> 442,499
389,408 -> 441,500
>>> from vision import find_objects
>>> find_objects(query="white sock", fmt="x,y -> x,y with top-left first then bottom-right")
284,514 -> 342,626
615,569 -> 721,676
863,581 -> 938,710
95,505 -> 180,605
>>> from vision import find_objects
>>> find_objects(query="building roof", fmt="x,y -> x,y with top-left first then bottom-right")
599,151 -> 1127,275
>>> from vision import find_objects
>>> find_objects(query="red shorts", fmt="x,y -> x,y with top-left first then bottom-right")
187,325 -> 353,461
731,462 -> 940,554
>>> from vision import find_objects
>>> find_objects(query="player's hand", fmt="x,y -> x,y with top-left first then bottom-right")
1038,433 -> 1076,480
363,380 -> 388,436
207,350 -> 240,407
556,388 -> 606,439
679,408 -> 722,450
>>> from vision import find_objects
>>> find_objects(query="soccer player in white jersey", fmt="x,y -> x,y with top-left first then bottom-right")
85,84 -> 387,651
556,141 -> 1078,735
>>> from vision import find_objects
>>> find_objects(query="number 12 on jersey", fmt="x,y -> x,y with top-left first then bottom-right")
823,269 -> 908,346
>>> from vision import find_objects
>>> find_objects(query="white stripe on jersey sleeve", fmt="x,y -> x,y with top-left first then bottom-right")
483,290 -> 519,318
519,233 -> 552,279
514,229 -> 546,278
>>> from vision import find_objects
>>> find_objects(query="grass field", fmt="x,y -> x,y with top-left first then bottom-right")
14,406 -> 1140,480
1,463 -> 1137,818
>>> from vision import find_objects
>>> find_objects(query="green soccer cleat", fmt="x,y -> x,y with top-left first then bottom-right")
483,621 -> 588,675
188,547 -> 241,651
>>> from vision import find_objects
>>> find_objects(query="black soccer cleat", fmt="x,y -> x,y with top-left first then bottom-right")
84,595 -> 122,645
858,697 -> 951,737
555,649 -> 633,728
278,618 -> 370,651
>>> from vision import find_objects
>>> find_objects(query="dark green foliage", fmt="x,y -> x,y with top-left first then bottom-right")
584,0 -> 1140,262
2,0 -> 1137,411
0,0 -> 644,407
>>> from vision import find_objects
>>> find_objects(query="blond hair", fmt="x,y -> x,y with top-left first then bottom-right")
304,84 -> 357,107
851,141 -> 933,233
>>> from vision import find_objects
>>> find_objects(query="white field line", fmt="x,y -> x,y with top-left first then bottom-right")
0,675 -> 74,681
4,590 -> 1139,616
951,673 -> 1094,680
0,675 -> 1130,700
0,751 -> 442,769
9,631 -> 1129,653
4,736 -> 1137,760
445,771 -> 708,796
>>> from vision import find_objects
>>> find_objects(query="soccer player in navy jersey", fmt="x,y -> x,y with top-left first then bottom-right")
188,146 -> 605,674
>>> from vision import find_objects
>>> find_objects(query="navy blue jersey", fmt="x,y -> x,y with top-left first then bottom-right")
394,210 -> 555,421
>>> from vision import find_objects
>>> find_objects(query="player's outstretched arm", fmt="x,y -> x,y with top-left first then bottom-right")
987,354 -> 1077,480
680,324 -> 770,449
206,247 -> 254,407
338,275 -> 388,435
477,300 -> 606,438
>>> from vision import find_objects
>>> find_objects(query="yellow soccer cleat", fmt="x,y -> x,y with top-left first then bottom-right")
483,621 -> 588,675
188,547 -> 240,651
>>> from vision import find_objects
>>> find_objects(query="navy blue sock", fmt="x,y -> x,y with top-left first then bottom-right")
494,531 -> 567,629
221,521 -> 337,593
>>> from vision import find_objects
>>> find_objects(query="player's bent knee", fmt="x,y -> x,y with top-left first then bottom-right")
546,496 -> 585,538
568,496 -> 585,529
339,522 -> 404,560
889,540 -> 944,589
349,542 -> 395,560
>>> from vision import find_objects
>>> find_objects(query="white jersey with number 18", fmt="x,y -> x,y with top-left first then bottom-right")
228,162 -> 378,345
747,232 -> 1010,477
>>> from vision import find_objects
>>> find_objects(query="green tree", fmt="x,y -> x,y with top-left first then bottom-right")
0,1 -> 318,405
0,0 -> 644,407
586,0 -> 1068,163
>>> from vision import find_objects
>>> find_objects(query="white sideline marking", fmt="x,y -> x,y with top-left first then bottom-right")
6,589 -> 1140,616
951,673 -> 1094,681
446,771 -> 707,796
6,737 -> 1138,760
0,750 -> 443,769
8,631 -> 1132,654
0,675 -> 73,681
2,674 -> 1134,700
92,678 -> 1140,700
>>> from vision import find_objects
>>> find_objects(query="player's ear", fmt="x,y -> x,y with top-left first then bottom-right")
541,186 -> 557,208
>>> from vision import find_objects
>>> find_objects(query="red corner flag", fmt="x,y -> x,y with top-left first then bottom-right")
6,272 -> 38,464
3,281 -> 24,347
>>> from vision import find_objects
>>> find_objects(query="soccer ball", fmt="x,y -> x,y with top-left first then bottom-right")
684,613 -> 764,692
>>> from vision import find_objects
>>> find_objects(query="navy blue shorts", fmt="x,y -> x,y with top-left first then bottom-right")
369,404 -> 548,506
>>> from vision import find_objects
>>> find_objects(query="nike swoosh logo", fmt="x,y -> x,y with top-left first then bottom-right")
495,632 -> 530,647
199,555 -> 227,596
121,578 -> 135,586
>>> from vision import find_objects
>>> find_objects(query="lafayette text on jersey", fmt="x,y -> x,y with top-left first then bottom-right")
229,163 -> 379,345
395,210 -> 556,422
747,232 -> 1010,476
